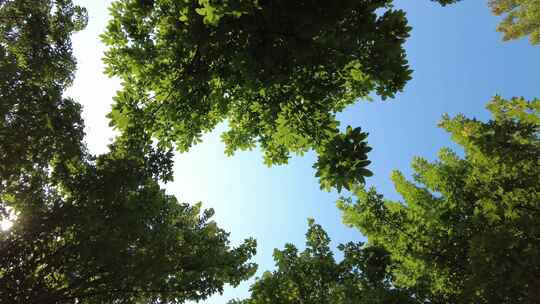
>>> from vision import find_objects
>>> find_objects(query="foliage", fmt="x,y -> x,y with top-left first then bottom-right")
229,220 -> 415,304
314,126 -> 373,192
102,0 -> 413,191
0,0 -> 88,209
0,132 -> 257,304
489,0 -> 540,44
432,0 -> 462,5
338,96 -> 540,303
4,0 -> 538,303
0,1 -> 257,303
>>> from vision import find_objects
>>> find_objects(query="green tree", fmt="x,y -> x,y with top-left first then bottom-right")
490,0 -> 540,44
0,132 -> 257,304
338,96 -> 540,303
0,0 -> 88,210
102,0 -> 413,191
230,220 -> 416,304
0,1 -> 257,302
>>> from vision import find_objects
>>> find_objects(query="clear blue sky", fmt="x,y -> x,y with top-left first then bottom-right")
67,1 -> 538,303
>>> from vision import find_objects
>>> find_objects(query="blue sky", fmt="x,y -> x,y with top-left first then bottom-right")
67,1 -> 538,303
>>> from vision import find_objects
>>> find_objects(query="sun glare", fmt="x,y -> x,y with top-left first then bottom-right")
0,219 -> 13,231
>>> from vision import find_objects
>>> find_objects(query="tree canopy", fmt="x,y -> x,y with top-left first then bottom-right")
338,96 -> 540,303
0,1 -> 256,302
0,0 -> 88,210
1,132 -> 257,304
230,220 -> 415,304
490,0 -> 540,44
2,0 -> 539,303
102,0 -> 413,191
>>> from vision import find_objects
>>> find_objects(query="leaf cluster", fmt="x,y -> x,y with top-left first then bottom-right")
489,0 -> 540,44
314,126 -> 373,192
